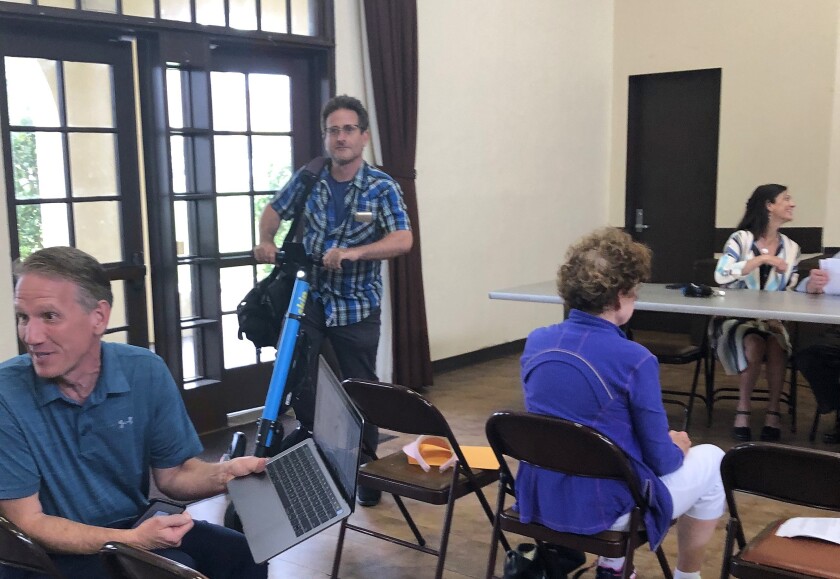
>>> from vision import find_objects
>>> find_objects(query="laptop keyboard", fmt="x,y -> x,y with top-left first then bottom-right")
266,444 -> 343,537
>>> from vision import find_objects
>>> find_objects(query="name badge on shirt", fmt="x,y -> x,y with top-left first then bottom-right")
354,211 -> 373,223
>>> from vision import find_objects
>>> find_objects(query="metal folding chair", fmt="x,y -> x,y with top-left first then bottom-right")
331,379 -> 506,579
721,442 -> 840,578
99,542 -> 209,579
484,411 -> 673,579
0,515 -> 64,578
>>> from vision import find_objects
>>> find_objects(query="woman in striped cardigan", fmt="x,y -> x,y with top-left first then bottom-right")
714,184 -> 801,442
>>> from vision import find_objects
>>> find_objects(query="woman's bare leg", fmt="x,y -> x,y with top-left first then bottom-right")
764,336 -> 787,428
676,515 -> 719,573
734,334 -> 766,428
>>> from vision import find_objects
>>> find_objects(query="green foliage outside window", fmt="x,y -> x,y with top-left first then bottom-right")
253,163 -> 293,276
12,128 -> 43,259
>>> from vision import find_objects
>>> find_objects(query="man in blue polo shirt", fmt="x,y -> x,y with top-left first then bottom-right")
254,95 -> 413,507
0,247 -> 267,579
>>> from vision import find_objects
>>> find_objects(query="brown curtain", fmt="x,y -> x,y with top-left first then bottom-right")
364,0 -> 433,389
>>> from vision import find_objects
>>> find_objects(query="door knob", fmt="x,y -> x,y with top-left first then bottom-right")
634,209 -> 650,233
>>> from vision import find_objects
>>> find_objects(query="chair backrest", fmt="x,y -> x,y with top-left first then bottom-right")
721,442 -> 840,516
485,411 -> 647,507
342,379 -> 452,439
99,542 -> 209,579
0,516 -> 64,577
692,257 -> 719,287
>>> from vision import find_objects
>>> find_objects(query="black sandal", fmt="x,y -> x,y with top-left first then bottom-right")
760,410 -> 781,442
732,410 -> 752,442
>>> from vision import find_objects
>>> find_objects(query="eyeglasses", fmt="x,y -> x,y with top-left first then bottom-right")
324,124 -> 360,137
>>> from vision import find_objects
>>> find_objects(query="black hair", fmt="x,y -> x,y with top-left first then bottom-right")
736,184 -> 788,237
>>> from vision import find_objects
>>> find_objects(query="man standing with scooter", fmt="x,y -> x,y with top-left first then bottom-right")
254,95 -> 413,507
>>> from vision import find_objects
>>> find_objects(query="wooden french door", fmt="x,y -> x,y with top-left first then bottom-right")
145,33 -> 324,431
0,26 -> 148,346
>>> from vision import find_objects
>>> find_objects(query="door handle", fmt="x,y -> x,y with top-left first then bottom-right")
634,209 -> 650,233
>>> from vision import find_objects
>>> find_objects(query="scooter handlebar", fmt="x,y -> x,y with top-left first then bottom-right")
273,250 -> 322,266
274,251 -> 354,270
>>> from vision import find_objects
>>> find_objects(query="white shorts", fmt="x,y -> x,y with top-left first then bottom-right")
610,444 -> 726,530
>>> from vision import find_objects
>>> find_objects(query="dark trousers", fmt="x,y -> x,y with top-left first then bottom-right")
297,298 -> 381,457
3,520 -> 267,579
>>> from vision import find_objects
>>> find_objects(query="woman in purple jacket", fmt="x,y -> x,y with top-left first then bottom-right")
517,228 -> 725,579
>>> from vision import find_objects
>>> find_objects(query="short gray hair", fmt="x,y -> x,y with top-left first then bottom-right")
15,247 -> 113,311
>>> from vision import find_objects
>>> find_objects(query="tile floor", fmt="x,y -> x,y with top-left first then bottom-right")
194,348 -> 838,578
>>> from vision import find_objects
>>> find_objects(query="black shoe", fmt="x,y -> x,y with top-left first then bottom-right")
759,426 -> 781,442
760,410 -> 781,442
539,543 -> 586,576
732,410 -> 752,441
596,565 -> 636,579
823,430 -> 840,444
732,426 -> 752,441
356,486 -> 381,507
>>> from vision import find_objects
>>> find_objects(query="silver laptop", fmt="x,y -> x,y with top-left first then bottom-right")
228,356 -> 364,563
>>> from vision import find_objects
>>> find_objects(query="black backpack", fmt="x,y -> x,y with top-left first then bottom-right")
236,263 -> 299,349
236,157 -> 326,349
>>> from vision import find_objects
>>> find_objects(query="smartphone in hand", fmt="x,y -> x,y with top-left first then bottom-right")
131,499 -> 186,528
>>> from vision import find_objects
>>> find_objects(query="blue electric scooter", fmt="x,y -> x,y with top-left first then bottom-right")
252,242 -> 319,457
224,243 -> 320,529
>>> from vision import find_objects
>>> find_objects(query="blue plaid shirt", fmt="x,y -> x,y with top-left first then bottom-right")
270,161 -> 411,327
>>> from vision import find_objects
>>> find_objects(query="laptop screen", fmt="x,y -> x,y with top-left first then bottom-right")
313,357 -> 364,503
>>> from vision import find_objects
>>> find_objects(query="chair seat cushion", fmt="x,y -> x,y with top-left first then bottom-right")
359,451 -> 498,503
737,519 -> 840,578
498,507 -> 646,559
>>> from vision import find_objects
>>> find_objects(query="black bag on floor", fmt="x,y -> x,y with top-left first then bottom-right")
503,543 -> 586,579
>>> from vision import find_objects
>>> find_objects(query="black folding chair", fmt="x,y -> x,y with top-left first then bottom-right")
484,411 -> 672,579
720,442 -> 840,578
99,542 -> 209,579
332,379 -> 507,579
0,515 -> 64,578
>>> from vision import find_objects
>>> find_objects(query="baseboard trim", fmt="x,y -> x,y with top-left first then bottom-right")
433,339 -> 526,375
226,406 -> 264,427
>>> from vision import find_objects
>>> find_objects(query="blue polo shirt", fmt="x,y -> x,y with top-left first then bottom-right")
0,342 -> 202,527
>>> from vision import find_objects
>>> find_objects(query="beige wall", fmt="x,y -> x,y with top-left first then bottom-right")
332,1 -> 616,362
412,1 -> 614,360
333,1 -> 367,103
826,17 -> 840,247
610,0 -> 840,246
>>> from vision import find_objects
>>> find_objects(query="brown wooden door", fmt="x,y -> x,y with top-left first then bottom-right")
625,68 -> 721,331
